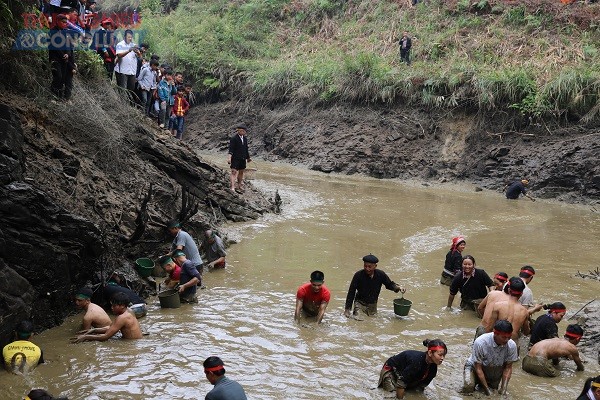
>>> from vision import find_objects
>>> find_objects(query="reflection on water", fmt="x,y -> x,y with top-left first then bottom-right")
2,158 -> 599,399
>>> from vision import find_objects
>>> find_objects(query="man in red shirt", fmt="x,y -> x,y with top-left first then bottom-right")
294,271 -> 330,324
170,86 -> 190,139
159,255 -> 181,289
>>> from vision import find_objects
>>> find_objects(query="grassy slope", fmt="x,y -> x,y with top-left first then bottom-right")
138,0 -> 599,121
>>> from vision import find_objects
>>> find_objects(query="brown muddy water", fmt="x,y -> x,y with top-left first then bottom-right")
2,157 -> 599,399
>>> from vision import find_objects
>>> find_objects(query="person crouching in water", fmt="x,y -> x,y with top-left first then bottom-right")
440,236 -> 466,286
378,339 -> 447,399
523,324 -> 585,377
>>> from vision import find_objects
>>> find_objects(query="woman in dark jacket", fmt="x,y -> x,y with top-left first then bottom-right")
440,236 -> 466,285
378,339 -> 447,399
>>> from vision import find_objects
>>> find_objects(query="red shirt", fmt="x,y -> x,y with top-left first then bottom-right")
169,265 -> 181,281
296,283 -> 331,308
171,96 -> 189,117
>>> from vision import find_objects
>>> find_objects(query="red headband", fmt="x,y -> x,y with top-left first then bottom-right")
204,365 -> 224,372
494,274 -> 507,282
520,269 -> 534,276
428,345 -> 445,352
550,308 -> 566,313
493,329 -> 512,338
564,331 -> 582,339
509,289 -> 522,295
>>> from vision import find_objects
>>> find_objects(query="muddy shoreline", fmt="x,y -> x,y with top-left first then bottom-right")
186,101 -> 600,206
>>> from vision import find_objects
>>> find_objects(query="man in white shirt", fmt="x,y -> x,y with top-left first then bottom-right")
114,29 -> 140,100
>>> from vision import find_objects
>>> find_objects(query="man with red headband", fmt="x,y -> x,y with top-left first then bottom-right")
529,302 -> 566,348
479,277 -> 530,342
203,356 -> 247,400
463,320 -> 518,396
523,324 -> 584,377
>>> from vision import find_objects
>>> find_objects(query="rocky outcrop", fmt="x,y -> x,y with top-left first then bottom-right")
186,102 -> 600,204
0,94 -> 274,346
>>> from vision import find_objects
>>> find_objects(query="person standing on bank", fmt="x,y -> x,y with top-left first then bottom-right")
447,255 -> 494,311
344,254 -> 405,319
503,179 -> 535,201
228,123 -> 251,193
167,219 -> 203,274
440,236 -> 466,286
378,339 -> 447,399
203,356 -> 248,400
294,270 -> 331,324
399,31 -> 412,65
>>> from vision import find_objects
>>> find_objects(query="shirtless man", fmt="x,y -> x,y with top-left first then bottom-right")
71,292 -> 142,342
74,287 -> 112,330
522,324 -> 585,377
477,285 -> 509,318
479,277 -> 530,341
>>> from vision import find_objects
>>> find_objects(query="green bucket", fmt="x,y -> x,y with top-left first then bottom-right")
393,297 -> 412,317
135,258 -> 154,278
158,288 -> 181,308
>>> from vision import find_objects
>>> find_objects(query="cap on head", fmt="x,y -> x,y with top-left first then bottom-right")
159,255 -> 174,266
76,287 -> 93,300
166,219 -> 181,229
521,179 -> 529,185
362,254 -> 378,264
235,123 -> 248,131
16,320 -> 34,339
310,270 -> 325,283
172,249 -> 186,258
100,17 -> 114,26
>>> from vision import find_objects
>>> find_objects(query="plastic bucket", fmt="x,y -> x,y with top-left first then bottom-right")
135,258 -> 154,278
393,297 -> 412,316
158,289 -> 181,308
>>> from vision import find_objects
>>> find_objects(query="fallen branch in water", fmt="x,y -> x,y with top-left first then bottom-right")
575,267 -> 600,280
568,298 -> 597,320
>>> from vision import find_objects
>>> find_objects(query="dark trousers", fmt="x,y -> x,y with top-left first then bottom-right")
50,60 -> 73,100
103,62 -> 114,81
139,89 -> 153,115
400,48 -> 411,65
116,73 -> 138,103
174,116 -> 185,139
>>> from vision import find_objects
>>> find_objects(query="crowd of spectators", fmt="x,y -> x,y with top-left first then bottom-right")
43,0 -> 194,139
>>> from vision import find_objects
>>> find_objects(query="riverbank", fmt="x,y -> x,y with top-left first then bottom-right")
187,100 -> 600,205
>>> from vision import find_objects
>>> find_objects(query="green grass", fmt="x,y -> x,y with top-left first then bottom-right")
134,0 -> 600,121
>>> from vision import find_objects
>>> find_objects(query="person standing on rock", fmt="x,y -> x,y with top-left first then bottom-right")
440,236 -> 466,286
503,179 -> 535,201
344,254 -> 405,319
74,287 -> 112,330
2,320 -> 44,374
522,324 -> 585,377
228,123 -> 251,193
167,219 -> 203,274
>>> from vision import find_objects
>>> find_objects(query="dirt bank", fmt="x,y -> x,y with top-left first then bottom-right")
186,101 -> 600,205
0,91 -> 275,347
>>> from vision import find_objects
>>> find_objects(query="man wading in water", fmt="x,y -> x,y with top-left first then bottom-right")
344,254 -> 405,319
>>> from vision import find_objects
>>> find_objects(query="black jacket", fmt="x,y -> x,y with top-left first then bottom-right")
228,134 -> 250,161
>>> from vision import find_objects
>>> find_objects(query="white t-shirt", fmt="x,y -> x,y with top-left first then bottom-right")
114,40 -> 138,76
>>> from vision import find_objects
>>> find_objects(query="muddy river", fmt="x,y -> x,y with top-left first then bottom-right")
2,157 -> 599,399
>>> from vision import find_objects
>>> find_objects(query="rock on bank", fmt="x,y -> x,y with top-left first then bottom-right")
0,94 -> 274,347
186,102 -> 600,204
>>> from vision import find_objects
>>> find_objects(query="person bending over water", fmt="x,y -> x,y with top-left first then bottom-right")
71,292 -> 142,342
447,255 -> 494,311
529,302 -> 566,348
440,236 -> 466,286
522,324 -> 584,377
378,339 -> 447,399
294,270 -> 330,324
